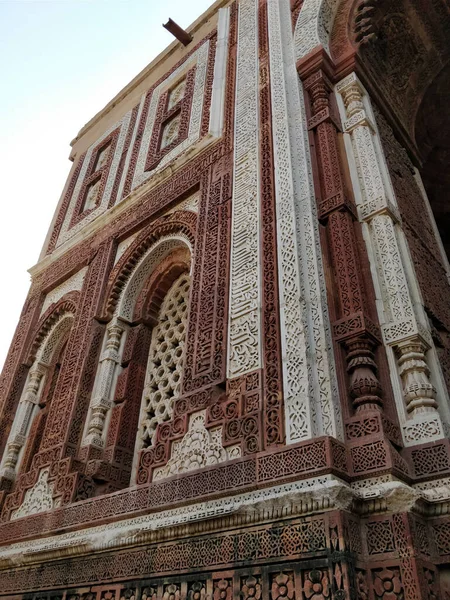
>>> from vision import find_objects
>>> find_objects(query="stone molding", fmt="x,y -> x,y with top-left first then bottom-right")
0,472 -> 447,572
0,435 -> 348,542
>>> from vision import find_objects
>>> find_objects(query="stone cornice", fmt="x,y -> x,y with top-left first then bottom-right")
0,474 -> 448,571
0,476 -> 348,569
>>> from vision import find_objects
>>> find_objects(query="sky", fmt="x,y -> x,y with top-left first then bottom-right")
0,0 -> 214,373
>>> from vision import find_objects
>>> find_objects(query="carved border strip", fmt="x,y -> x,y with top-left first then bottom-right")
0,436 -> 347,545
0,515 -> 332,593
258,0 -> 285,447
227,0 -> 262,379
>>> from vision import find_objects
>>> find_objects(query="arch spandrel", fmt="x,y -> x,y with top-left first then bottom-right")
116,235 -> 192,324
100,211 -> 197,322
25,291 -> 79,366
294,0 -> 346,62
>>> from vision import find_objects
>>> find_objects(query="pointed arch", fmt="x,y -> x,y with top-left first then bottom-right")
101,211 -> 197,321
293,0 -> 369,65
0,296 -> 77,482
26,291 -> 79,365
293,0 -> 343,62
81,212 -> 197,489
134,246 -> 191,325
116,234 -> 193,323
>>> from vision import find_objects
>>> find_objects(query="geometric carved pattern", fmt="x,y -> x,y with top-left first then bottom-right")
0,518 -> 330,593
302,569 -> 331,599
181,169 -> 231,393
372,568 -> 403,600
0,436 -> 350,545
146,68 -> 196,170
258,0 -> 284,447
138,274 -> 190,449
433,520 -> 450,556
366,520 -> 396,555
410,443 -> 450,477
129,40 -> 211,194
350,440 -> 388,474
54,116 -> 131,249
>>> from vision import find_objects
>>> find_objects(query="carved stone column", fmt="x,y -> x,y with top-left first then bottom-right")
395,339 -> 437,414
302,65 -> 383,415
0,363 -> 47,480
336,73 -> 444,445
83,321 -> 124,448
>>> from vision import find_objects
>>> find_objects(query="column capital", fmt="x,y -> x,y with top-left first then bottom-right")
382,319 -> 433,348
342,109 -> 376,133
335,74 -> 369,129
335,72 -> 363,98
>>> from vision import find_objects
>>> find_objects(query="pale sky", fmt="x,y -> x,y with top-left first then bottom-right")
0,0 -> 214,373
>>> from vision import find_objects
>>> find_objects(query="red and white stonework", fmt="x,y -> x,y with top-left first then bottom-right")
1,0 -> 450,598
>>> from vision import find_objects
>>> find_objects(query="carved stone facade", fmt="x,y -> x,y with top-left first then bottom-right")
1,0 -> 450,598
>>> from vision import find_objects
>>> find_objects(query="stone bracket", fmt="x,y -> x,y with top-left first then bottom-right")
359,195 -> 401,224
333,311 -> 381,344
318,191 -> 358,221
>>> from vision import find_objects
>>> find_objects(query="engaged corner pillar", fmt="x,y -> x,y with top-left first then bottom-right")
335,72 -> 446,447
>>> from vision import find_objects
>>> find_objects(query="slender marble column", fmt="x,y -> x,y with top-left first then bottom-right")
83,321 -> 124,448
0,363 -> 47,480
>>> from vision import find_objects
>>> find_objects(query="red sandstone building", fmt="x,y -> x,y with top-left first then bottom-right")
1,0 -> 450,598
